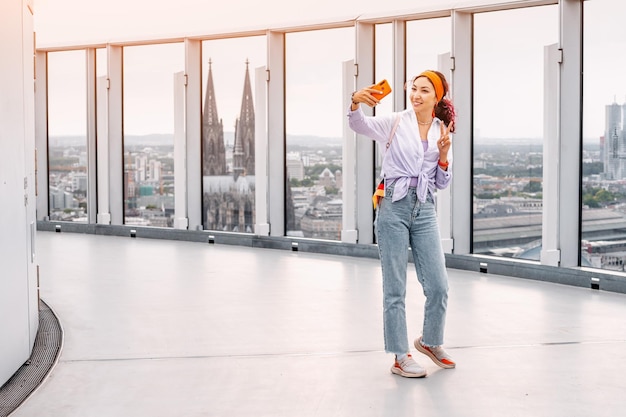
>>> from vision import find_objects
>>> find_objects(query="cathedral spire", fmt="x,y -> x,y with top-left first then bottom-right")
239,59 -> 254,124
232,59 -> 256,180
204,59 -> 219,126
202,58 -> 227,175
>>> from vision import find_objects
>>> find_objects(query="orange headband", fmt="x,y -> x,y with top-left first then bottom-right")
418,71 -> 444,102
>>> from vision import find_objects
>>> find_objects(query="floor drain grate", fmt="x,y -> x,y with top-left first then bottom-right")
0,300 -> 62,417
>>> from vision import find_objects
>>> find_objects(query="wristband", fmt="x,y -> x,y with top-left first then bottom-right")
438,160 -> 449,168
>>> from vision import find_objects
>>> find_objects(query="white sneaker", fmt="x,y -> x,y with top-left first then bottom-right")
390,354 -> 427,378
414,336 -> 456,369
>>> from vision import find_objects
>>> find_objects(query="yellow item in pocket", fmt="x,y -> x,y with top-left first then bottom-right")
372,181 -> 385,209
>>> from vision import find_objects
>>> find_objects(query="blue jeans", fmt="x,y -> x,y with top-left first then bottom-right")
375,185 -> 449,354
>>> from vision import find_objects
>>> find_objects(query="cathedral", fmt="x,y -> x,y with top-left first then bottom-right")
202,60 -> 296,233
202,60 -> 256,232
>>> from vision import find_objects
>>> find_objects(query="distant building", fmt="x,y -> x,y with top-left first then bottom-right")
286,152 -> 305,181
232,61 -> 255,180
318,167 -> 335,187
202,60 -> 285,232
135,155 -> 148,182
334,170 -> 343,190
148,160 -> 161,181
202,60 -> 254,231
299,197 -> 342,240
603,101 -> 626,179
202,59 -> 227,176
70,172 -> 88,192
49,186 -> 76,210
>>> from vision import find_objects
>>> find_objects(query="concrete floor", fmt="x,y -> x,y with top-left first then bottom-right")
11,231 -> 626,417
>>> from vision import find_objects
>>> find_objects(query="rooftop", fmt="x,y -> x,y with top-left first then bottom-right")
9,231 -> 626,416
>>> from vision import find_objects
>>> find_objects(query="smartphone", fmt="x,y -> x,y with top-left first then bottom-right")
370,79 -> 392,100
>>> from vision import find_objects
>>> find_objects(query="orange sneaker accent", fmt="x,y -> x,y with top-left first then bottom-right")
390,354 -> 427,378
414,337 -> 456,369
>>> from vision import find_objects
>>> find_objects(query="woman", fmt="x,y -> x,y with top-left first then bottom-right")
348,70 -> 456,378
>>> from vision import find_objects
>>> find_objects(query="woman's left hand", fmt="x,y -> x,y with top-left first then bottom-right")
437,121 -> 454,161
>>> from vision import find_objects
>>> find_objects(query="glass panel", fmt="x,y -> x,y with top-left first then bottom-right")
368,18 -> 452,243
122,43 -> 184,227
285,28 -> 354,240
47,50 -> 88,222
96,48 -> 107,77
582,0 -> 626,270
393,17 -> 451,183
201,36 -> 266,233
373,23 -> 394,186
406,17 -> 452,94
473,6 -> 557,259
375,23 -> 394,118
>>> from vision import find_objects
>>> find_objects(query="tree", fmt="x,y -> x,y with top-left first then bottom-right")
594,189 -> 614,203
583,194 -> 600,208
324,186 -> 339,195
523,180 -> 542,193
582,161 -> 604,176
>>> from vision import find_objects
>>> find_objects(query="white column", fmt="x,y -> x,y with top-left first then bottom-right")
254,65 -> 270,236
86,48 -> 98,224
355,22 -> 376,244
341,59 -> 357,243
437,52 -> 454,254
173,71 -> 188,230
35,50 -> 49,221
0,0 -> 38,386
267,31 -> 285,237
22,0 -> 38,346
450,10 -> 472,255
558,0 -> 583,267
107,45 -> 124,225
541,44 -> 561,266
96,75 -> 111,224
185,39 -> 202,230
392,19 -> 406,113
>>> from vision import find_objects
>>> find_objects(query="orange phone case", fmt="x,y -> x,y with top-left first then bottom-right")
370,79 -> 392,100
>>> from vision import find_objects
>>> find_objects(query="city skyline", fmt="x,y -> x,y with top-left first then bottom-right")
46,86 -> 626,266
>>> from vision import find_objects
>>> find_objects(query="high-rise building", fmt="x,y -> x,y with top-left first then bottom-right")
148,159 -> 161,181
135,154 -> 148,182
603,101 -> 625,179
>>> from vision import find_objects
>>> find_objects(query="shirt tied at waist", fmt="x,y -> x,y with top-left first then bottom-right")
387,172 -> 431,203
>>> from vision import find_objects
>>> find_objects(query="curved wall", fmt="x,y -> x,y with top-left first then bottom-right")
0,0 -> 39,387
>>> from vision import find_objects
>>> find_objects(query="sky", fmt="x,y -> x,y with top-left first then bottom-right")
34,0 -> 444,45
35,0 -> 626,141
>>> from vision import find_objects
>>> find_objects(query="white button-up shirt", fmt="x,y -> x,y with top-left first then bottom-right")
347,106 -> 452,203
